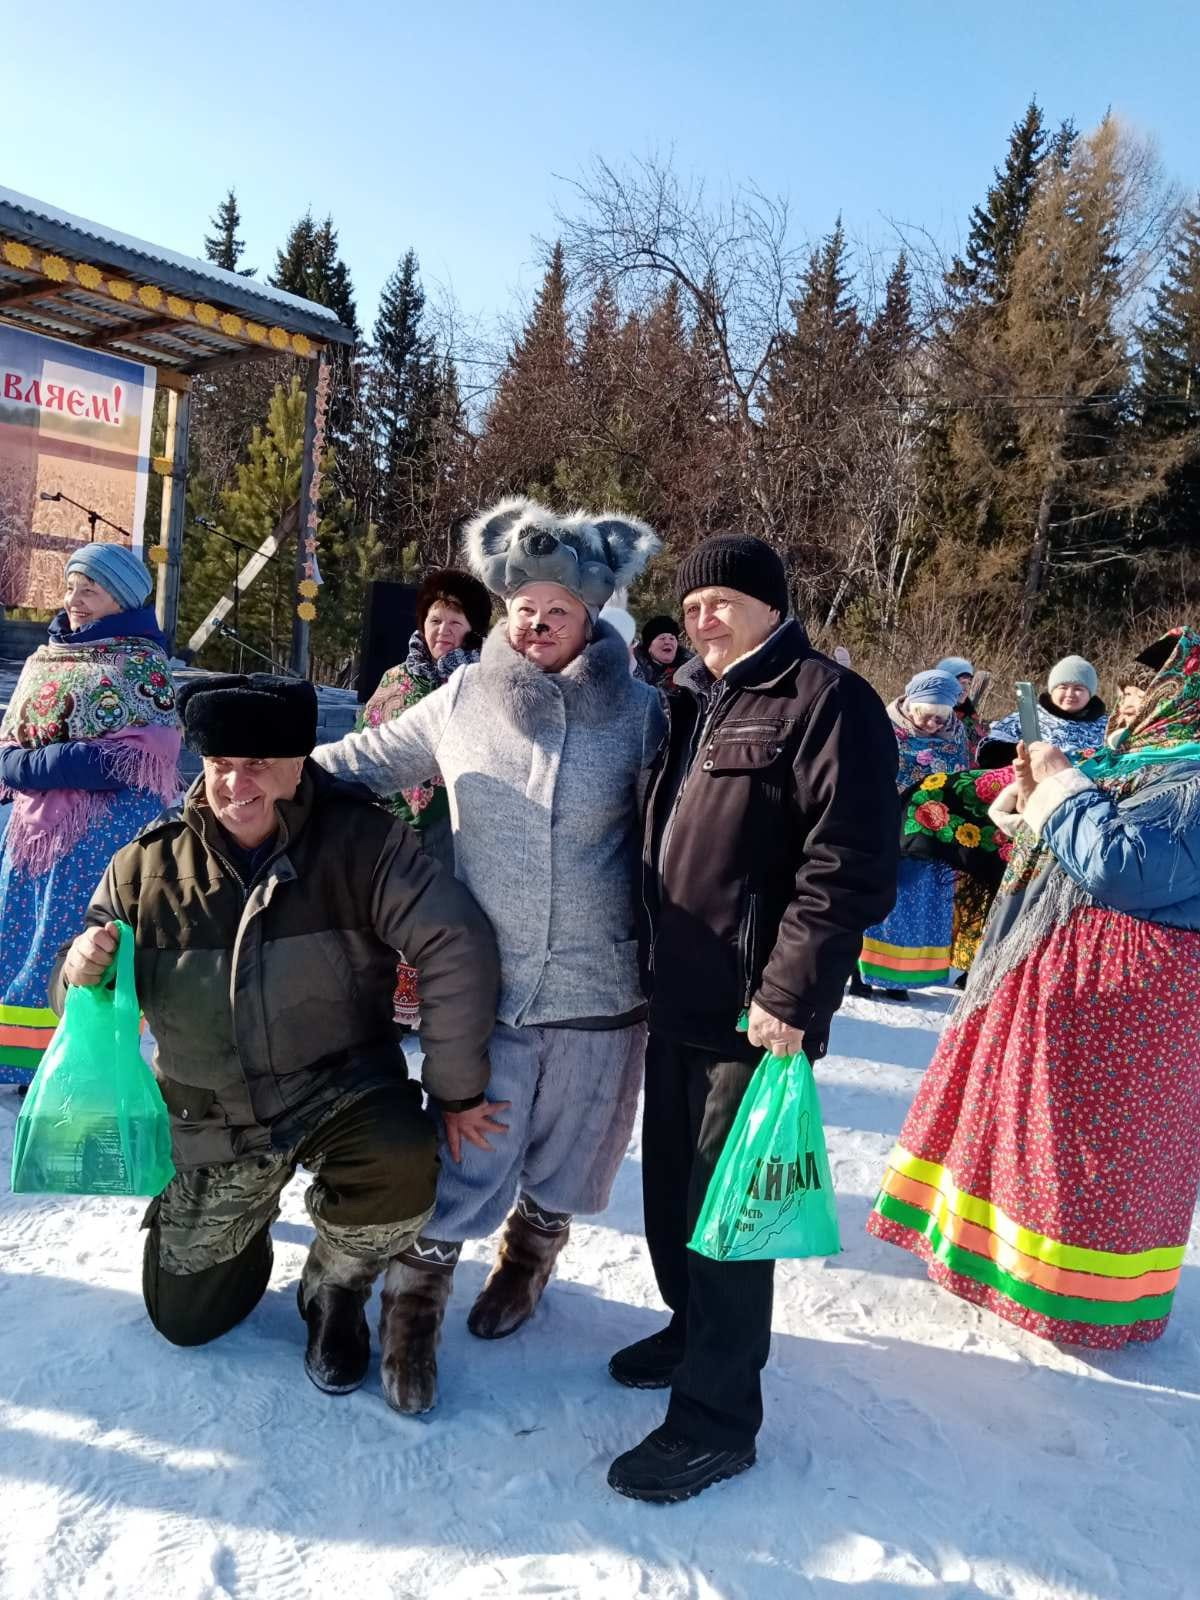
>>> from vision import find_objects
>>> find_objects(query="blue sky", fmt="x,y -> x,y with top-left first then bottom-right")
6,1 -> 1199,341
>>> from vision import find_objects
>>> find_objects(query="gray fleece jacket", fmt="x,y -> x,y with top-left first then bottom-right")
313,620 -> 665,1028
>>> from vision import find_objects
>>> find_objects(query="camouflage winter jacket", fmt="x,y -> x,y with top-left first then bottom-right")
51,763 -> 499,1167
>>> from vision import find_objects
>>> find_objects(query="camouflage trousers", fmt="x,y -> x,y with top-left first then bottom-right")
142,1082 -> 438,1347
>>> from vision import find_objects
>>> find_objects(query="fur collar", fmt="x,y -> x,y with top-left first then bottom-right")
477,618 -> 634,735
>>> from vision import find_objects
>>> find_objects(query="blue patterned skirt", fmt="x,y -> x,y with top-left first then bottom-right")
0,790 -> 165,1085
860,859 -> 958,990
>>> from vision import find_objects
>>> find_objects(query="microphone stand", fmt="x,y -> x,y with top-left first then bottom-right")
38,492 -> 132,544
189,519 -> 297,676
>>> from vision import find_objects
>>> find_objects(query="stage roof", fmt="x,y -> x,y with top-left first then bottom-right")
0,186 -> 354,377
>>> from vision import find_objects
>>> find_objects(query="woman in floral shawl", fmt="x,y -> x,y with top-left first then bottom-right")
869,627 -> 1200,1347
0,544 -> 180,1087
355,567 -> 491,1025
855,669 -> 971,997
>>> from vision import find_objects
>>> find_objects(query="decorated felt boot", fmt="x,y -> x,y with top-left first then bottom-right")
467,1195 -> 570,1340
378,1240 -> 460,1415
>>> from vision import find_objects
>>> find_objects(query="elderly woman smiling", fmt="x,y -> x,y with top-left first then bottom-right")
0,543 -> 180,1088
313,496 -> 664,1416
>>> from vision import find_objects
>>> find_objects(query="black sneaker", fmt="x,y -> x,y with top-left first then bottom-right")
882,988 -> 910,1002
609,1329 -> 684,1390
298,1282 -> 369,1395
608,1426 -> 755,1503
847,974 -> 875,999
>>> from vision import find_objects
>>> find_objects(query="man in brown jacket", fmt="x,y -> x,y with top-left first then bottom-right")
55,674 -> 500,1407
608,536 -> 898,1503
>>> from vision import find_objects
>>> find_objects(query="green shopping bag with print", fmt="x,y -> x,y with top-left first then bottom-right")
688,1042 -> 841,1262
10,923 -> 174,1197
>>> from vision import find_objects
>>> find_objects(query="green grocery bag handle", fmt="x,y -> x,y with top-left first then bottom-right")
86,921 -> 138,1013
67,921 -> 141,1053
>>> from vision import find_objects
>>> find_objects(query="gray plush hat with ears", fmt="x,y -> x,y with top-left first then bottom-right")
462,495 -> 661,616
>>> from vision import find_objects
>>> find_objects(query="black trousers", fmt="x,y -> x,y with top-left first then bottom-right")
642,1032 -> 774,1450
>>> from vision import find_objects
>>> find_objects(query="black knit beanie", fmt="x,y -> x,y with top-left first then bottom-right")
640,614 -> 679,650
675,535 -> 789,616
177,674 -> 318,757
415,568 -> 493,641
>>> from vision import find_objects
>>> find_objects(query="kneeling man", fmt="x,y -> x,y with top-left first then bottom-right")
54,674 -> 499,1407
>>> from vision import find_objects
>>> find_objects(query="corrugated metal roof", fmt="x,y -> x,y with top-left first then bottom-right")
0,186 -> 354,346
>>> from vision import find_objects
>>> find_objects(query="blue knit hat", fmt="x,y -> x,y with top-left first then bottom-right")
66,543 -> 153,611
904,669 -> 962,711
1047,655 -> 1098,696
937,656 -> 974,681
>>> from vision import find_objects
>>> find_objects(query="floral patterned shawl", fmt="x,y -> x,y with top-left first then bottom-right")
0,616 -> 179,873
356,631 -> 480,830
884,697 -> 971,792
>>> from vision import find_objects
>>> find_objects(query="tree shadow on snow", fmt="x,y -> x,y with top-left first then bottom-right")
2,1260 -> 1196,1597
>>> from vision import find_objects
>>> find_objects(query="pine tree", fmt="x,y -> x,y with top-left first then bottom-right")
270,210 -> 364,512
948,98 -> 1047,308
554,278 -> 632,509
762,219 -> 864,600
271,214 -> 318,298
204,189 -> 254,276
477,242 -> 577,499
179,378 -> 376,675
1138,198 -> 1200,544
369,249 -> 435,557
271,212 -> 358,335
866,253 -> 915,371
918,100 -> 1055,603
307,217 -> 359,337
766,220 -> 861,425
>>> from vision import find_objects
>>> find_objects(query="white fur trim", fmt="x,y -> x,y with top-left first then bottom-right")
598,604 -> 637,646
1022,766 -> 1095,839
987,782 -> 1025,838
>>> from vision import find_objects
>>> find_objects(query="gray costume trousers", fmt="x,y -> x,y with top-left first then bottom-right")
429,1021 -> 646,1240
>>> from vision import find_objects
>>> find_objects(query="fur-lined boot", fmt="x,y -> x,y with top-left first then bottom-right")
467,1196 -> 570,1340
378,1241 -> 460,1415
298,1237 -> 382,1396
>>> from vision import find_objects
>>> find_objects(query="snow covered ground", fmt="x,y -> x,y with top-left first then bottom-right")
1,991 -> 1196,1600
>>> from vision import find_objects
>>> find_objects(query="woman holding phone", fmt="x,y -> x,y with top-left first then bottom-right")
980,655 -> 1108,767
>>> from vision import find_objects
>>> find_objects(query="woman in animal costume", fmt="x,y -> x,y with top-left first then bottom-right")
314,496 -> 664,1414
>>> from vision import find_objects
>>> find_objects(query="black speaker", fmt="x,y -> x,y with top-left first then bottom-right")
357,581 -> 419,702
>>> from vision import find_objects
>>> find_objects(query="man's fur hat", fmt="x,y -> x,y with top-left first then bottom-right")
463,496 -> 660,615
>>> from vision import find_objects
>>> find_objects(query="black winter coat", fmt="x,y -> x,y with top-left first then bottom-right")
640,620 -> 900,1061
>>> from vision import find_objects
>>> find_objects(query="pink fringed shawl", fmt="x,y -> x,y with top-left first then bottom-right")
0,633 -> 181,873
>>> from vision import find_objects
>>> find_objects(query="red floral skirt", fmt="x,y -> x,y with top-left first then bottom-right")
868,906 -> 1200,1347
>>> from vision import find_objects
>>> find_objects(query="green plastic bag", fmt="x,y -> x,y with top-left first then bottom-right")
10,923 -> 175,1197
688,1047 -> 841,1262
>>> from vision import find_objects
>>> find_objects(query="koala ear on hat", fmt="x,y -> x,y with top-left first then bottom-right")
463,496 -> 536,593
588,513 -> 662,590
